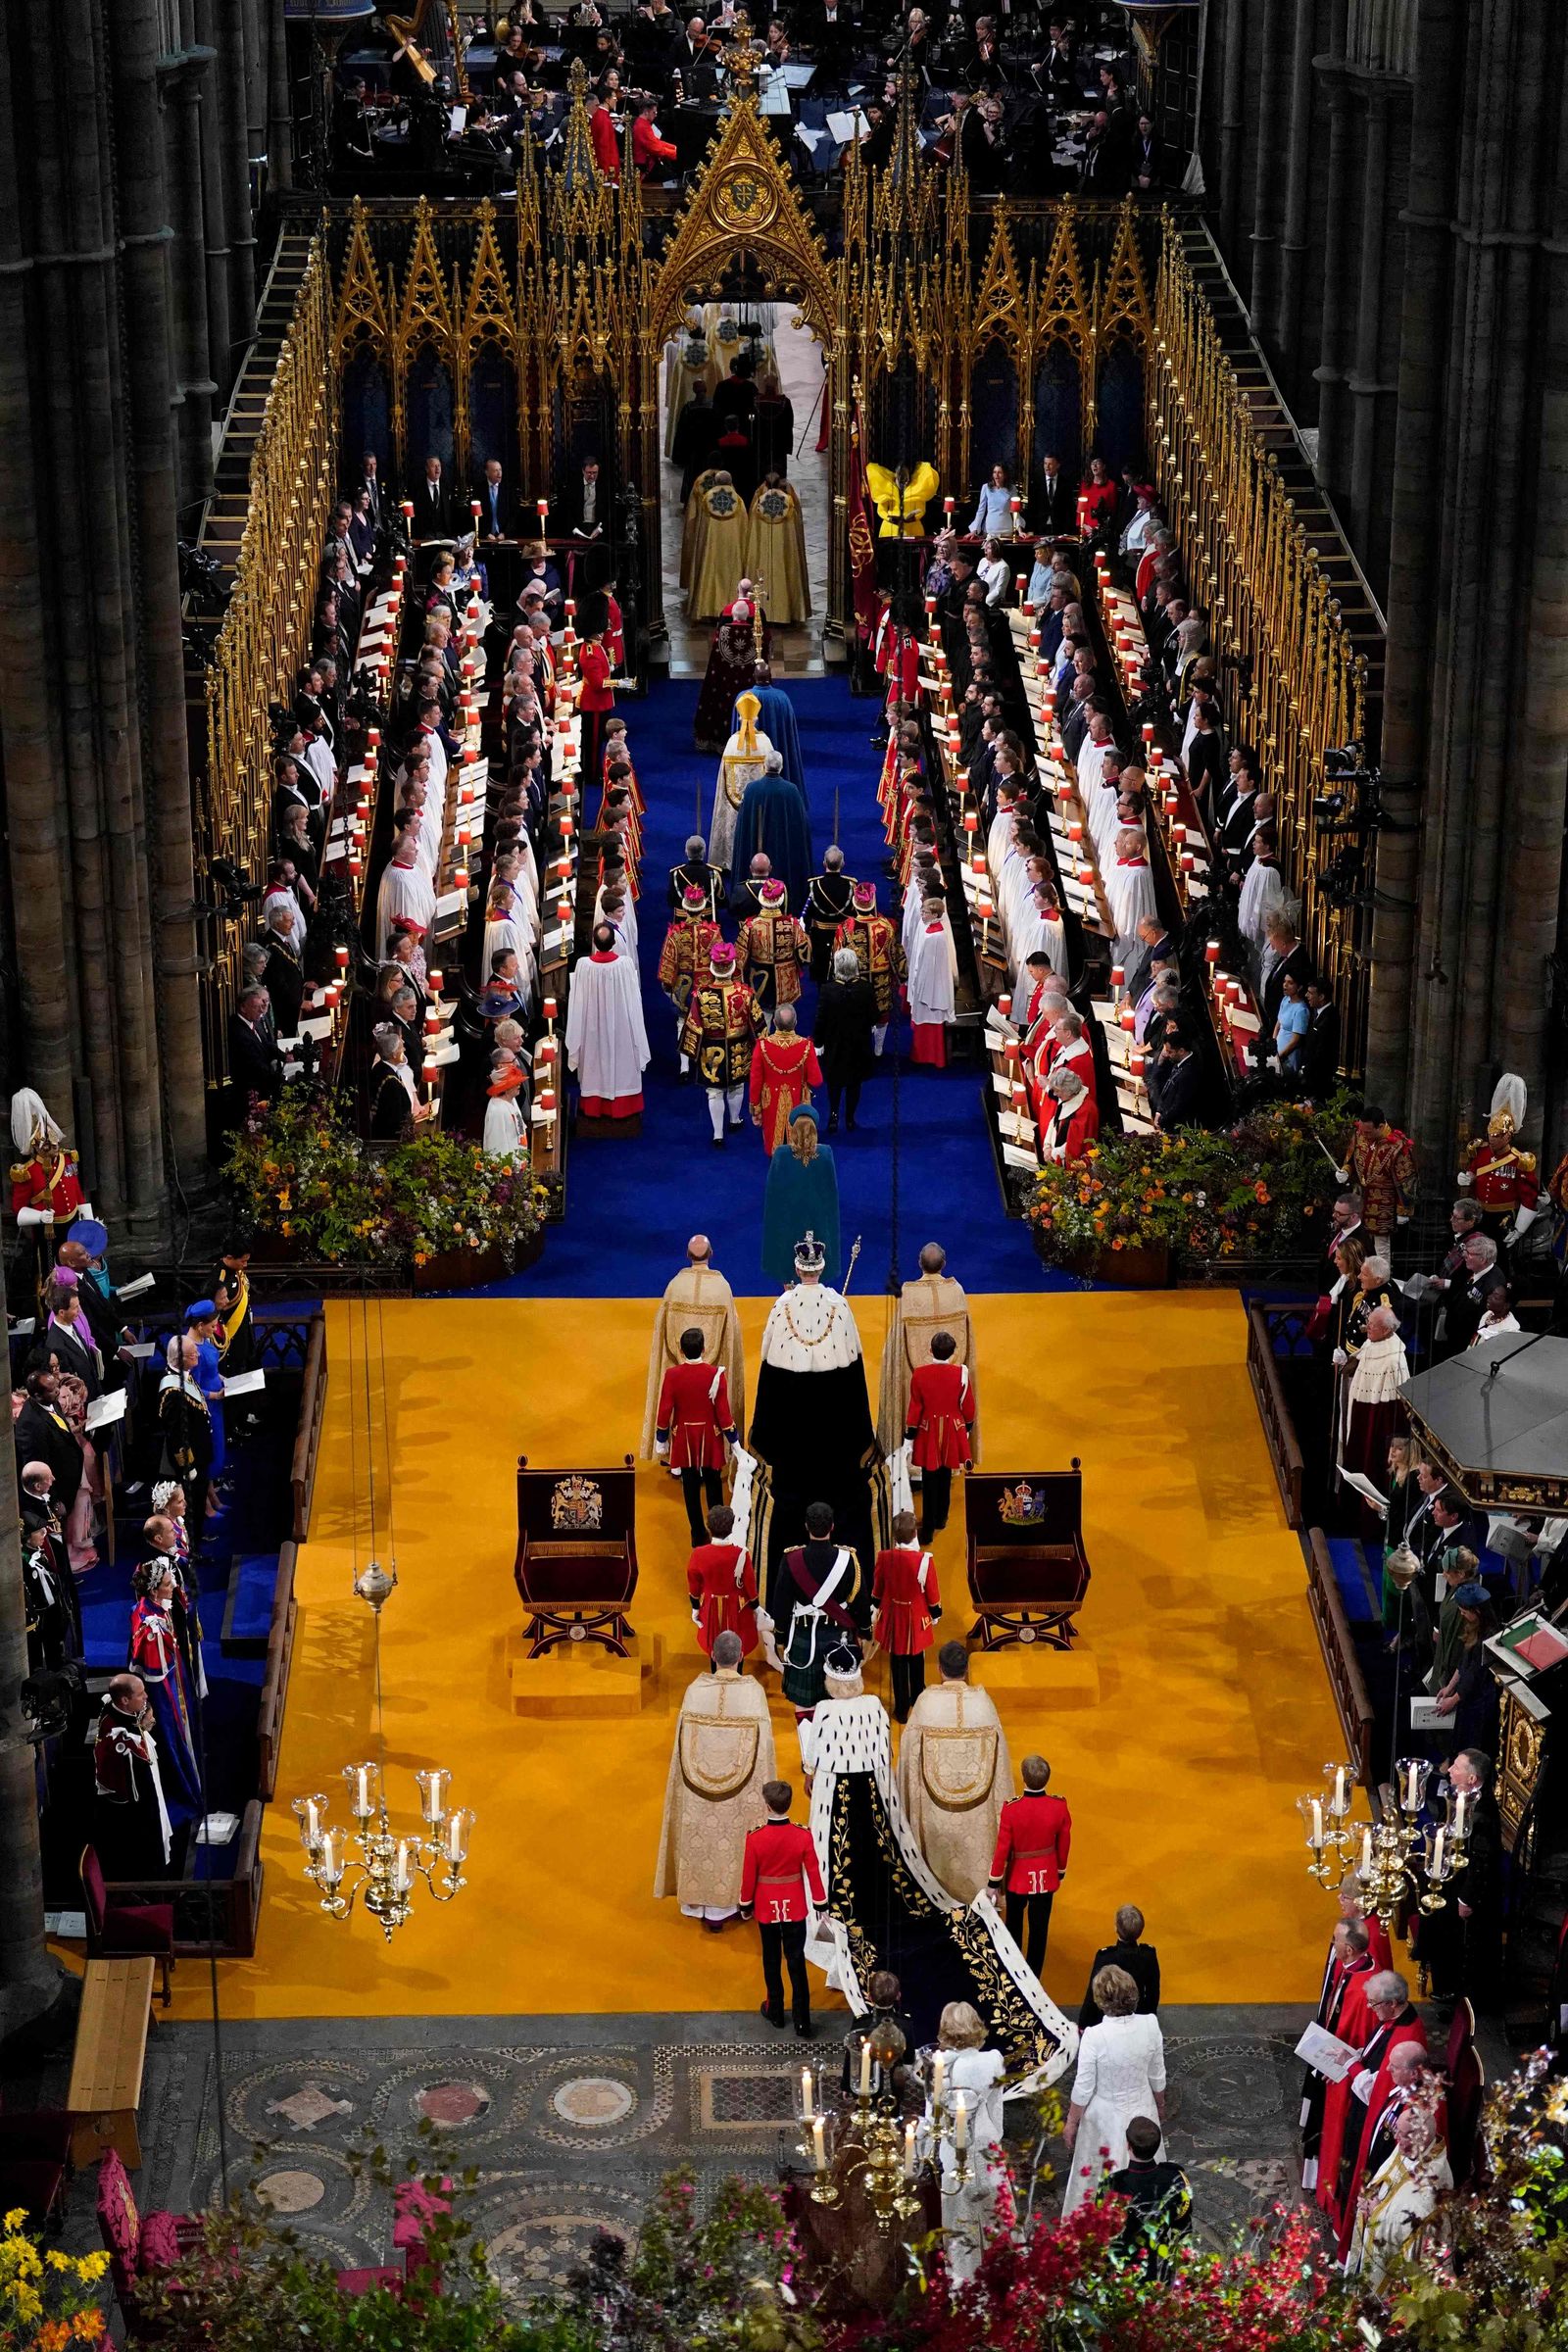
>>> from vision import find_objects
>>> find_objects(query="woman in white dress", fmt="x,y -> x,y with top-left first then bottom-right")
921,2001 -> 1007,2285
1060,1964 -> 1166,2216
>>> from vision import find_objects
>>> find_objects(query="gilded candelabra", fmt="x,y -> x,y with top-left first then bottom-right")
1296,1758 -> 1472,1923
294,1764 -> 474,1942
799,2045 -> 927,2226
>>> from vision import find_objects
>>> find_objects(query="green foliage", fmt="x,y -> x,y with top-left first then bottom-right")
223,1088 -> 548,1270
1029,1090 -> 1358,1272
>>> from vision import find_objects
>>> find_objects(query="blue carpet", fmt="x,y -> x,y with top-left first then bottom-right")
486,675 -> 1066,1299
1324,1534 -> 1382,1627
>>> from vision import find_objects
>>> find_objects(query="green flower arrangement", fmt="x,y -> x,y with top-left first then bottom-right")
1029,1092 -> 1357,1276
224,1091 -> 548,1273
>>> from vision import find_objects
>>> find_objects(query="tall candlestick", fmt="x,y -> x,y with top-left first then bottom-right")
811,2115 -> 825,2171
1308,1797 -> 1323,1848
802,2067 -> 813,2121
954,2092 -> 968,2151
931,2053 -> 945,2107
859,2037 -> 872,2097
1333,1766 -> 1349,1818
904,2120 -> 917,2178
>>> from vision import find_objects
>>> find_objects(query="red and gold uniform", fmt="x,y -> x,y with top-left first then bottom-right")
9,1145 -> 85,1222
687,1538 -> 759,1656
658,898 -> 720,1015
905,1360 -> 975,1471
834,899 -> 906,1021
871,1544 -> 940,1654
680,967 -> 765,1088
735,901 -> 811,1013
1345,1118 -> 1417,1240
749,1029 -> 822,1153
655,1360 -> 735,1470
1459,1118 -> 1539,1237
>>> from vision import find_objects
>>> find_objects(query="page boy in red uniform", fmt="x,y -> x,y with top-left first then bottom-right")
740,1779 -> 826,2037
871,1508 -> 941,1723
905,1328 -> 975,1542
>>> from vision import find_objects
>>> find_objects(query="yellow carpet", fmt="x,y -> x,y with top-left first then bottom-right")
172,1291 -> 1345,2021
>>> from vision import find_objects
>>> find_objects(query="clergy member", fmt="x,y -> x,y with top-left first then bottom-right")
896,1642 -> 1011,1902
878,1243 -> 981,1462
655,1628 -> 776,1931
749,1004 -> 822,1154
639,1235 -> 747,1462
564,920 -> 650,1126
731,749 -> 812,913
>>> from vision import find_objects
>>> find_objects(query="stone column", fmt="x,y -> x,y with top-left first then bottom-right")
116,0 -> 214,1186
1310,26 -> 1357,502
1247,0 -> 1289,327
1362,0 -> 1463,1124
1345,82 -> 1391,553
1215,0 -> 1250,260
192,0 -> 233,404
162,50 -> 219,512
1271,0 -> 1322,390
220,0 -> 259,352
267,0 -> 293,191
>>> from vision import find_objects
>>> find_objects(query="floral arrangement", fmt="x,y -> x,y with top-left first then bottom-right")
224,1091 -> 548,1272
0,2209 -> 110,2349
1029,1092 -> 1357,1275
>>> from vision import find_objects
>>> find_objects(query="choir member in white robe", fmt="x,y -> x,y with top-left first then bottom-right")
1076,713 -> 1114,803
1105,828 -> 1157,963
303,730 -> 337,804
262,877 -> 307,955
907,898 -> 957,1067
1238,834 -> 1289,966
481,1052 -> 528,1162
595,881 -> 639,956
376,842 -> 437,953
564,921 -> 650,1121
1010,887 -> 1067,993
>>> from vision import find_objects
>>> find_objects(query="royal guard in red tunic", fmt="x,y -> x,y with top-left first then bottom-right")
681,942 -> 766,1145
871,1508 -> 942,1723
1457,1075 -> 1541,1245
602,584 -> 626,670
576,624 -> 615,802
1340,1106 -> 1416,1252
740,1781 -> 826,2034
1045,1069 -> 1099,1163
736,881 -> 810,1016
9,1091 -> 86,1224
656,1325 -> 738,1545
659,887 -> 720,1031
905,1329 -> 974,1543
749,1012 -> 822,1153
834,882 -> 906,1054
988,1753 -> 1072,1975
686,1501 -> 759,1657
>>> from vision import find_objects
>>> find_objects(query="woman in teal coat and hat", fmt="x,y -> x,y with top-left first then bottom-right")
761,1104 -> 841,1291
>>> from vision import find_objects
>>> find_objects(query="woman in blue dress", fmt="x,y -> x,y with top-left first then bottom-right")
186,1299 -> 227,1485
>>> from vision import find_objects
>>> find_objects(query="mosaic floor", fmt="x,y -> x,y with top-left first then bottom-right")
51,2006 -> 1317,2299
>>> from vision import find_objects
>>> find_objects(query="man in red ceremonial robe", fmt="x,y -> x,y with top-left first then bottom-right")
656,1325 -> 738,1545
686,1502 -> 759,1658
989,1752 -> 1072,1977
1045,1067 -> 1099,1163
1336,2037 -> 1436,2255
740,1778 -> 826,2035
1300,1916 -> 1375,2188
576,623 -> 615,805
1316,1969 -> 1426,2232
749,1006 -> 822,1152
871,1507 -> 941,1723
905,1330 -> 974,1544
589,90 -> 621,180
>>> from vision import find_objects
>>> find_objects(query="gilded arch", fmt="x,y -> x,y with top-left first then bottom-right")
648,74 -> 837,354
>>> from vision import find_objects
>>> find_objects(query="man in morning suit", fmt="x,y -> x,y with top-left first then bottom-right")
412,453 -> 453,541
740,1779 -> 826,2038
989,1752 -> 1071,1977
656,1325 -> 738,1546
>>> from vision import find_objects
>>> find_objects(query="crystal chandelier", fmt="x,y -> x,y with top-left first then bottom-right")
1296,1758 -> 1472,1923
293,1767 -> 473,1941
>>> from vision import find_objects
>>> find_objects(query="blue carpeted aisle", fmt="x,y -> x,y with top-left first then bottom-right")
495,675 -> 1062,1298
